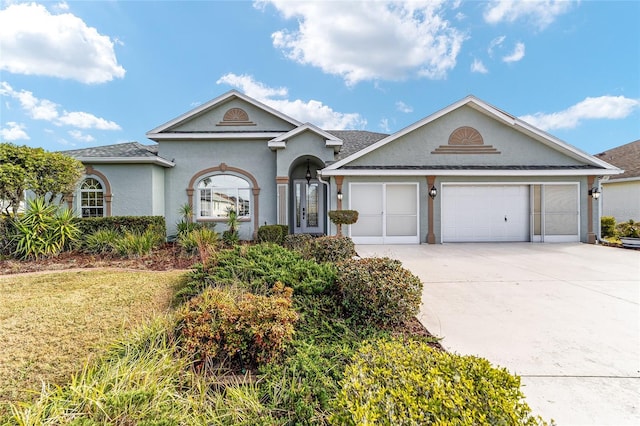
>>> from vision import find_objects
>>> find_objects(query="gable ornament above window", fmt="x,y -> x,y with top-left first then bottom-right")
217,107 -> 256,126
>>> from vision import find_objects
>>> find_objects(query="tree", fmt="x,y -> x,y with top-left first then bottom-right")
0,143 -> 84,216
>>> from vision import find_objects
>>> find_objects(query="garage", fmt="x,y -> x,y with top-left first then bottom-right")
442,185 -> 530,242
349,183 -> 419,244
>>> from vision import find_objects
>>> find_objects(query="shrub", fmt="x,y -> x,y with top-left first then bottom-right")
257,224 -> 289,245
177,226 -> 219,259
617,219 -> 640,238
336,257 -> 422,327
176,282 -> 298,370
82,228 -> 121,254
0,215 -> 17,257
114,228 -> 164,258
76,216 -> 166,239
331,339 -> 548,426
306,235 -> 356,263
601,216 -> 617,238
328,209 -> 359,236
12,197 -> 80,260
181,244 -> 336,299
283,233 -> 314,256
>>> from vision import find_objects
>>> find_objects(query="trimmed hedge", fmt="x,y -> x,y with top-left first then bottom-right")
331,339 -> 548,426
75,216 -> 166,238
336,257 -> 422,327
601,216 -> 616,238
257,224 -> 289,245
307,236 -> 357,263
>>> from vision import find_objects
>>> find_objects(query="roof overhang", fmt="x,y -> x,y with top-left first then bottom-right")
147,131 -> 284,141
320,167 -> 622,177
75,156 -> 175,168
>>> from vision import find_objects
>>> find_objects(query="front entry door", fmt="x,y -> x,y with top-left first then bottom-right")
294,179 -> 324,234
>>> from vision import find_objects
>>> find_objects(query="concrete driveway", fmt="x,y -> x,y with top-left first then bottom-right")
355,243 -> 640,426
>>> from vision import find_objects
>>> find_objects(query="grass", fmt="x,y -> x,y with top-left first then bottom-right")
0,270 -> 186,416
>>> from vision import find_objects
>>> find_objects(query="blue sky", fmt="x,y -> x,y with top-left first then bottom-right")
1,0 -> 638,156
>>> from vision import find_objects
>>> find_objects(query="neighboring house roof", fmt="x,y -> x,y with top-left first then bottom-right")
62,142 -> 175,167
594,140 -> 639,181
322,95 -> 622,176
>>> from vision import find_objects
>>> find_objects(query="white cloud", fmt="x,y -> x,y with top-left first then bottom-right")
0,121 -> 29,141
217,73 -> 366,129
484,0 -> 575,30
261,0 -> 465,85
0,81 -> 121,130
520,96 -> 640,131
57,111 -> 120,130
502,42 -> 525,63
396,101 -> 413,113
68,129 -> 96,142
0,2 -> 125,84
488,35 -> 506,57
471,58 -> 489,73
379,118 -> 391,133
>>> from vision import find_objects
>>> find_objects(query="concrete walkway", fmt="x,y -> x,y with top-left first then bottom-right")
355,243 -> 640,425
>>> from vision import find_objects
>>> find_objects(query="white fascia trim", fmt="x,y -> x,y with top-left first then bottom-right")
146,89 -> 302,135
602,176 -> 640,184
320,168 -> 621,177
268,140 -> 287,150
77,157 -> 175,168
147,132 -> 284,140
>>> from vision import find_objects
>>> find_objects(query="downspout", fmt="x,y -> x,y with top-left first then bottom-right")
316,170 -> 332,236
597,176 -> 609,243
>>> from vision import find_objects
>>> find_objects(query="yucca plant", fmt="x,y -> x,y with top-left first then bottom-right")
12,197 -> 79,260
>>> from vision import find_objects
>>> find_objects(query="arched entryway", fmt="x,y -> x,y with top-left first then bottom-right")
289,156 -> 326,235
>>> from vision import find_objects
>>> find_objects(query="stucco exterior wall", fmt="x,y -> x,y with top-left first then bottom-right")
602,180 -> 640,222
159,139 -> 277,239
349,106 -> 584,167
82,163 -> 163,217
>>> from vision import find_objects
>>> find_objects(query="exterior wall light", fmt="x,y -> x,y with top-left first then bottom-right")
305,159 -> 312,184
337,190 -> 343,201
589,187 -> 601,200
429,185 -> 438,199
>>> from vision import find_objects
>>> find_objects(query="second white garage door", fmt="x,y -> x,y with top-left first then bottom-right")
349,183 -> 419,244
442,185 -> 529,242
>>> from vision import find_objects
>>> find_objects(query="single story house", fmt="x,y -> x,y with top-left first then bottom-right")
594,140 -> 639,224
62,90 -> 621,244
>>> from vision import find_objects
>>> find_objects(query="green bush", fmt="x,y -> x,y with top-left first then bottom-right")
114,228 -> 164,258
257,224 -> 289,244
327,210 -> 359,226
601,216 -> 617,238
12,197 -> 80,260
76,216 -> 166,239
176,282 -> 298,370
82,228 -> 121,254
0,215 -> 16,256
336,257 -> 422,327
331,339 -> 548,426
616,219 -> 640,238
177,226 -> 219,257
307,236 -> 356,263
283,233 -> 315,254
186,243 -> 337,298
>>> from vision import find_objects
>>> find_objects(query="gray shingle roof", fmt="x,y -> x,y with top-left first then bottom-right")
594,140 -> 640,179
61,141 -> 159,158
328,130 -> 389,161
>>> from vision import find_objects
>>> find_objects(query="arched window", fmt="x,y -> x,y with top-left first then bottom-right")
80,178 -> 105,217
197,174 -> 251,219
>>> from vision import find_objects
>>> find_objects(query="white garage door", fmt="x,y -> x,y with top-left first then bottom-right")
442,185 -> 530,242
349,183 -> 419,244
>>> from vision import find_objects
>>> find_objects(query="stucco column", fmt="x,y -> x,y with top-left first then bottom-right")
335,176 -> 344,210
587,176 -> 596,244
427,175 -> 436,244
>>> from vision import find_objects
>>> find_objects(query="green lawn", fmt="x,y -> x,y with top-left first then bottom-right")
0,270 -> 186,416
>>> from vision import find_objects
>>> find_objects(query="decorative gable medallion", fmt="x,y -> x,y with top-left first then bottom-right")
217,107 -> 256,126
432,126 -> 500,154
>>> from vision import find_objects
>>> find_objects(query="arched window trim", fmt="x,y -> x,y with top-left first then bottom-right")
76,167 -> 112,217
196,174 -> 251,220
186,163 -> 261,239
80,177 -> 105,218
